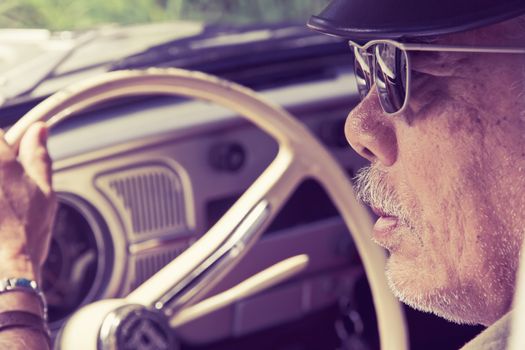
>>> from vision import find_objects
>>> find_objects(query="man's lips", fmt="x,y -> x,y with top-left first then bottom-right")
371,207 -> 399,247
373,216 -> 399,235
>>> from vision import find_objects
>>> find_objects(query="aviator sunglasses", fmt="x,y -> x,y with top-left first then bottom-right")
350,39 -> 525,115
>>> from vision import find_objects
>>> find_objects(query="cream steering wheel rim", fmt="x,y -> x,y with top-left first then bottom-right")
6,68 -> 407,350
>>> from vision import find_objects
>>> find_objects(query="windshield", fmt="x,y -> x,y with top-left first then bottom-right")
0,0 -> 334,106
0,0 -> 328,30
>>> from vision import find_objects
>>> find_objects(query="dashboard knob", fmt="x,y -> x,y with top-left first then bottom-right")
209,142 -> 246,172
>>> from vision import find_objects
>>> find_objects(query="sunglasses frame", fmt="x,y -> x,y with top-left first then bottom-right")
349,39 -> 525,115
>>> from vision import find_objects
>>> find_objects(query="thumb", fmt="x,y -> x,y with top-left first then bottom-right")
18,122 -> 53,194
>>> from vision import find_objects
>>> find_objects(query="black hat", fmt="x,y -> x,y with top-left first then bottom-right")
307,0 -> 525,40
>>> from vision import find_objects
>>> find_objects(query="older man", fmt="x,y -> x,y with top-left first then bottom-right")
308,0 -> 525,348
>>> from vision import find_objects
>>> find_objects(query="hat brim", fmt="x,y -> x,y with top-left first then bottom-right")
307,0 -> 525,40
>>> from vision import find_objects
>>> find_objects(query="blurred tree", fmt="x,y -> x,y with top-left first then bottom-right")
0,0 -> 328,30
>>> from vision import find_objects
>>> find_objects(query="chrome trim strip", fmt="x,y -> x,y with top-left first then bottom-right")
128,236 -> 194,255
153,200 -> 270,313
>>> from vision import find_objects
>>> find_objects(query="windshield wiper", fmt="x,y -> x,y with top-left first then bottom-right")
0,31 -> 97,106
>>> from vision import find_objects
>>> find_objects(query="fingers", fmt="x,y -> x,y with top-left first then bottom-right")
0,129 -> 16,162
18,122 -> 53,194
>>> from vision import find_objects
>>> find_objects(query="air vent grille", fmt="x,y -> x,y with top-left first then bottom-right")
95,163 -> 187,239
131,244 -> 189,289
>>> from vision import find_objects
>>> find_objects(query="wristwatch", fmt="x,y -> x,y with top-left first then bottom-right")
0,278 -> 47,320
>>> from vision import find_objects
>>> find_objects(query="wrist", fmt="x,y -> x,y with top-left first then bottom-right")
0,292 -> 44,318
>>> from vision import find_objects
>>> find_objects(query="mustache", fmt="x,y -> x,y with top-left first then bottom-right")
353,165 -> 411,225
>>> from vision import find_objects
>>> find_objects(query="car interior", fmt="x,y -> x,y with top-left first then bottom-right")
1,15 -> 492,350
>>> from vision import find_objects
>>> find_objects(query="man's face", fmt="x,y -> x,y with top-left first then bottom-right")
348,19 -> 525,325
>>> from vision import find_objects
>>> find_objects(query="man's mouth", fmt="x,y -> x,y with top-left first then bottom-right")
371,207 -> 399,245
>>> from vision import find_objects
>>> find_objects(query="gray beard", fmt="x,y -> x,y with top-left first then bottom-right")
353,165 -> 521,325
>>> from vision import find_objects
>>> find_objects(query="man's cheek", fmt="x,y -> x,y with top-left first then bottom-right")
405,82 -> 449,119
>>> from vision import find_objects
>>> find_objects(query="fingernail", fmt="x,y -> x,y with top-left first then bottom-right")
38,124 -> 48,145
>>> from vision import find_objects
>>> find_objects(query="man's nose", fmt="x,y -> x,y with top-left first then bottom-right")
344,90 -> 398,166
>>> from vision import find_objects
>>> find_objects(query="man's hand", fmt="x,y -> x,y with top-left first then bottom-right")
0,122 -> 56,283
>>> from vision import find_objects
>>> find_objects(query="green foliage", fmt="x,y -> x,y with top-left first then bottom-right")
0,0 -> 328,30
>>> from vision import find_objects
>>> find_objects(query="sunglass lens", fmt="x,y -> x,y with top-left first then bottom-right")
374,43 -> 409,114
352,47 -> 372,100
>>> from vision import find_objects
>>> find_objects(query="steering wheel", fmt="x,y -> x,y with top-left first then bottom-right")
6,68 -> 407,350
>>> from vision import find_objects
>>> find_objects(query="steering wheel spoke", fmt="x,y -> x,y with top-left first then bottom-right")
128,148 -> 306,314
